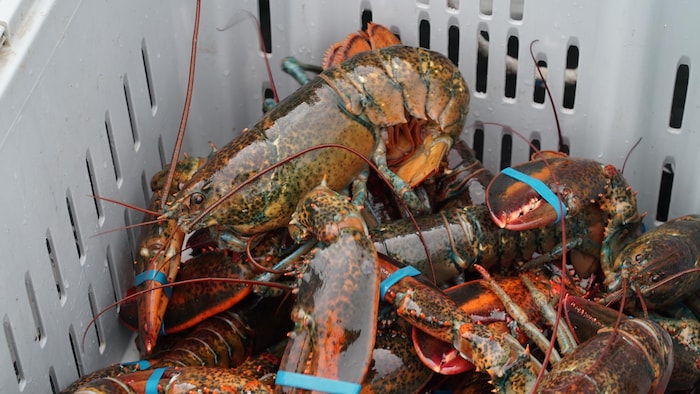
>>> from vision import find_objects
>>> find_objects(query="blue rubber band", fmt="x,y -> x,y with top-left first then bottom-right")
275,371 -> 361,394
501,167 -> 567,224
159,321 -> 167,336
122,359 -> 151,370
379,266 -> 421,300
145,367 -> 168,394
134,269 -> 173,299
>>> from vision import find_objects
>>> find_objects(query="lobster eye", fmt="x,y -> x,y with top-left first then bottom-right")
190,193 -> 205,206
651,273 -> 661,282
635,254 -> 642,262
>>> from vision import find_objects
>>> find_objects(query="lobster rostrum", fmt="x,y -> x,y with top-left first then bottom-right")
160,44 -> 469,251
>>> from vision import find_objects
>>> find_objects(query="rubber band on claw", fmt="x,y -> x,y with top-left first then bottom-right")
276,371 -> 361,394
134,269 -> 173,299
379,265 -> 421,299
146,367 -> 168,394
122,359 -> 151,370
501,167 -> 567,224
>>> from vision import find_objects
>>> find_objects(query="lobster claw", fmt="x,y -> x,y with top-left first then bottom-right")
486,159 -> 563,230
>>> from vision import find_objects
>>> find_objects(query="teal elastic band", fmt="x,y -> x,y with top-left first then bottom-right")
134,269 -> 173,299
379,266 -> 421,300
146,367 -> 168,394
122,359 -> 151,370
276,371 -> 361,394
501,167 -> 567,224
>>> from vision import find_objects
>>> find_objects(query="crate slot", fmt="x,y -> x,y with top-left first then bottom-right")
533,60 -> 547,104
563,45 -> 579,109
65,192 -> 85,262
123,74 -> 140,148
448,24 -> 459,66
45,231 -> 66,301
106,246 -> 121,303
157,134 -> 167,170
361,9 -> 372,30
505,35 -> 519,99
141,171 -> 150,209
500,132 -> 512,170
68,326 -> 83,377
104,112 -> 122,184
258,0 -> 272,53
448,0 -> 459,10
3,315 -> 23,387
476,29 -> 488,93
656,160 -> 674,222
141,39 -> 156,112
85,151 -> 103,222
480,0 -> 493,16
472,123 -> 484,162
124,208 -> 137,264
49,366 -> 59,394
510,0 -> 524,20
669,63 -> 689,130
87,286 -> 105,351
419,19 -> 430,49
24,272 -> 45,346
529,135 -> 541,158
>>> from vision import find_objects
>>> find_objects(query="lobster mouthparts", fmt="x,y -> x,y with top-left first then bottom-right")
486,163 -> 559,230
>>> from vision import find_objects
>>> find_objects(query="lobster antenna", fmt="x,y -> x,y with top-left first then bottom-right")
621,137 -> 642,174
90,195 -> 162,216
160,0 -> 201,211
530,40 -> 565,153
218,10 -> 279,103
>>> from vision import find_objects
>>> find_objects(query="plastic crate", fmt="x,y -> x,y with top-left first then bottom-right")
0,0 -> 698,392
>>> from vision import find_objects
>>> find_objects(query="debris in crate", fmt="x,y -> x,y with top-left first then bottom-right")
64,15 -> 700,393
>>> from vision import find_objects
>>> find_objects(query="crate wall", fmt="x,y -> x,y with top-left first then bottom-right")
0,0 -> 697,392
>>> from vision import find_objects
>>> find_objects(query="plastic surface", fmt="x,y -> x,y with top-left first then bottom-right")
0,0 -> 697,392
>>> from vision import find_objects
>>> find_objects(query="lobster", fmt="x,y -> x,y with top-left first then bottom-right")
604,214 -> 700,311
159,44 -> 469,252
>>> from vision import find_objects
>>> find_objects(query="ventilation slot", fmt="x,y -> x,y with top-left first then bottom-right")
533,60 -> 547,104
124,208 -> 137,263
141,39 -> 156,110
361,9 -> 372,30
656,161 -> 674,222
448,0 -> 459,10
476,30 -> 489,93
529,137 -> 541,159
104,112 -> 122,183
46,231 -> 65,300
500,133 -> 512,169
141,171 -> 151,208
505,35 -> 519,99
258,0 -> 272,53
24,273 -> 45,346
563,45 -> 579,109
448,25 -> 459,66
158,134 -> 167,169
473,125 -> 484,162
480,0 -> 493,15
123,75 -> 140,147
4,316 -> 23,387
69,326 -> 83,377
419,19 -> 430,49
66,192 -> 84,261
106,246 -> 121,302
86,152 -> 103,221
669,63 -> 689,129
88,286 -> 105,351
510,0 -> 524,20
49,367 -> 59,394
